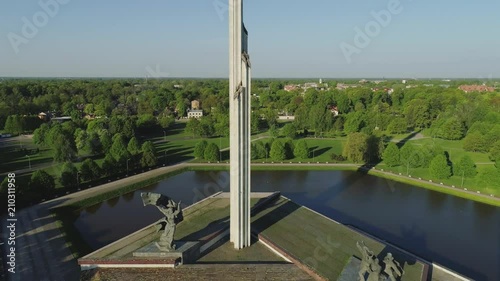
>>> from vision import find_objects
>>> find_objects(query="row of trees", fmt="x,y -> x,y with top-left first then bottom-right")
0,139 -> 160,195
382,142 -> 477,183
193,141 -> 221,162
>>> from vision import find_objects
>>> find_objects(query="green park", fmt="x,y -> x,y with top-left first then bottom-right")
0,79 -> 499,207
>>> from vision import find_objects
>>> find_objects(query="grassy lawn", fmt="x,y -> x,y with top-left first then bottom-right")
408,138 -> 492,164
240,137 -> 347,164
0,136 -> 54,174
377,133 -> 499,196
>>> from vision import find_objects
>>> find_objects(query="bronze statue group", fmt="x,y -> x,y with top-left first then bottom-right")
357,241 -> 405,281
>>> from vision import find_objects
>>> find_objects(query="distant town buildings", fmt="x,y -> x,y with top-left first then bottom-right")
187,110 -> 203,119
283,79 -> 329,92
187,100 -> 203,119
328,105 -> 339,116
38,112 -> 48,120
284,85 -> 299,92
459,85 -> 495,93
336,83 -> 360,90
191,100 -> 200,110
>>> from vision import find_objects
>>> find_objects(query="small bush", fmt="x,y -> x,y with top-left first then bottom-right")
330,153 -> 347,162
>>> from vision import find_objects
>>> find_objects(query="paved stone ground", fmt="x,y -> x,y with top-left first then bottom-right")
80,264 -> 315,281
1,204 -> 80,281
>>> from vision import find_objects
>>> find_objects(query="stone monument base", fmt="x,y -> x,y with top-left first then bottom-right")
338,256 -> 362,281
133,241 -> 199,265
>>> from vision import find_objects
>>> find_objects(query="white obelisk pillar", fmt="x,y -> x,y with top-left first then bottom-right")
229,0 -> 251,249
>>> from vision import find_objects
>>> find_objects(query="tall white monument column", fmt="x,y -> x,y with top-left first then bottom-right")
229,0 -> 251,249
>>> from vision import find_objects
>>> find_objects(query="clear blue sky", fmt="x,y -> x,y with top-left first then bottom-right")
1,0 -> 499,78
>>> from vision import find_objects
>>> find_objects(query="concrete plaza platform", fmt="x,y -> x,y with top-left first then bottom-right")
78,192 -> 431,281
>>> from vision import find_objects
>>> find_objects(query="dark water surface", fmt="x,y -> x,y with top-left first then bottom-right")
73,170 -> 499,281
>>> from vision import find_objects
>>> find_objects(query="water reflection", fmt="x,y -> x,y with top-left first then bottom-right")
72,170 -> 499,281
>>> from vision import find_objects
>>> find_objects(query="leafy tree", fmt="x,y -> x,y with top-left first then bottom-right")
463,132 -> 488,152
270,139 -> 286,161
80,158 -> 102,182
53,134 -> 77,162
98,130 -> 112,154
404,99 -> 431,129
429,154 -> 451,179
122,117 -> 136,139
434,117 -> 465,140
399,143 -> 423,175
0,177 -> 9,195
308,104 -> 332,135
454,155 -> 477,187
185,118 -> 201,138
476,166 -> 500,188
264,108 -> 278,128
127,137 -> 141,156
387,118 -> 407,134
344,111 -> 366,133
74,128 -> 88,154
33,123 -> 50,147
294,139 -> 309,159
214,113 -> 230,137
140,141 -> 157,168
251,141 -> 267,160
382,142 -> 400,167
30,170 -> 55,194
204,143 -> 220,162
268,124 -> 279,138
284,138 -> 295,159
366,135 -> 384,163
159,116 -> 175,130
342,132 -> 369,163
101,154 -> 117,176
489,140 -> 500,163
333,116 -> 345,132
194,140 -> 208,159
110,133 -> 130,164
251,112 -> 262,134
136,114 -> 158,134
281,123 -> 297,139
199,117 -> 215,137
4,115 -> 23,135
60,162 -> 78,187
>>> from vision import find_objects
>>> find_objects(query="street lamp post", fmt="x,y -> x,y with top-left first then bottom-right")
126,158 -> 130,175
26,155 -> 31,170
219,136 -> 222,161
163,130 -> 166,141
76,172 -> 80,190
164,150 -> 167,166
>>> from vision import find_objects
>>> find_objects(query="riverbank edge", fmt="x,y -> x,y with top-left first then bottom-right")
187,164 -> 500,207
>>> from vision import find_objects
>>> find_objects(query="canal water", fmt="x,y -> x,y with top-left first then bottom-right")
73,170 -> 499,281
